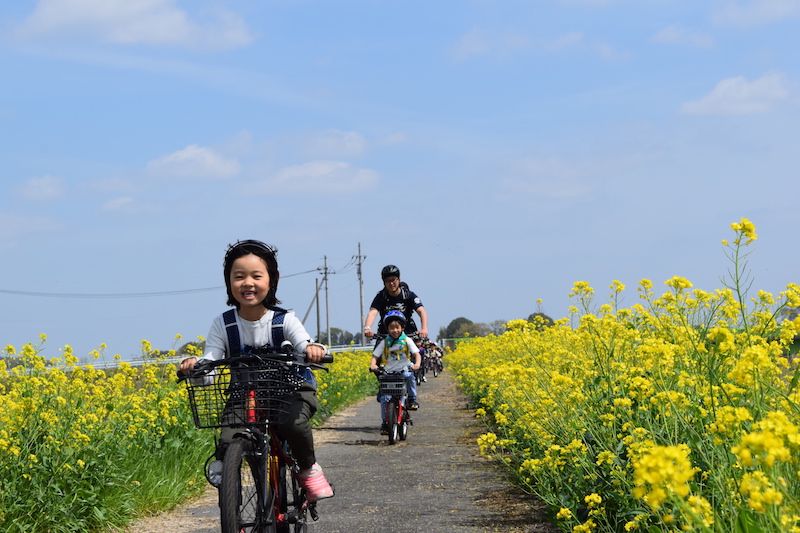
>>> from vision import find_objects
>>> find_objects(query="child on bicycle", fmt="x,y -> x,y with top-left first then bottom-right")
369,310 -> 421,434
179,239 -> 334,501
414,336 -> 427,383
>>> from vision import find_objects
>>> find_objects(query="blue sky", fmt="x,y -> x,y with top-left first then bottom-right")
1,0 -> 798,361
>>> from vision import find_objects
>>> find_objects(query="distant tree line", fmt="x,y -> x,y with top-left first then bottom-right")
140,312 -> 558,356
317,328 -> 357,346
438,312 -> 554,339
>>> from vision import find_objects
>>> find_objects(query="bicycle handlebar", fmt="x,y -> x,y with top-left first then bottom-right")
177,343 -> 333,381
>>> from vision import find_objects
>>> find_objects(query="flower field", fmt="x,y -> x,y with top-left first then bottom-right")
448,219 -> 800,533
0,339 -> 374,532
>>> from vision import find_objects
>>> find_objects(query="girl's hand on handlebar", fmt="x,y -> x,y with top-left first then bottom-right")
180,356 -> 197,375
305,343 -> 326,363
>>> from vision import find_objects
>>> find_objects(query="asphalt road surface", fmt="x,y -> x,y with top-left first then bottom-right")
128,371 -> 557,533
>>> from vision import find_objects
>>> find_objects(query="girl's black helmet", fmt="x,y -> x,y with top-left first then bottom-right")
223,239 -> 281,308
381,265 -> 400,280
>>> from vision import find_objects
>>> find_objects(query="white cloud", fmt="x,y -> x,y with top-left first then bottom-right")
500,157 -> 589,199
450,27 -> 532,61
681,73 -> 790,115
147,144 -> 240,179
651,24 -> 714,47
16,0 -> 255,50
83,177 -> 138,194
375,132 -> 408,147
15,175 -> 66,201
545,32 -> 630,60
301,130 -> 368,158
547,32 -> 584,52
101,196 -> 136,212
0,211 -> 58,245
451,28 -> 627,61
100,196 -> 157,213
712,0 -> 800,27
250,161 -> 380,195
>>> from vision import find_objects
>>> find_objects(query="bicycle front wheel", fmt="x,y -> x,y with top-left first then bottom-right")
277,460 -> 308,533
220,438 -> 274,533
387,401 -> 399,445
399,417 -> 408,441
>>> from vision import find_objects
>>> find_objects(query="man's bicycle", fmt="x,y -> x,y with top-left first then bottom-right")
373,368 -> 412,445
178,344 -> 333,533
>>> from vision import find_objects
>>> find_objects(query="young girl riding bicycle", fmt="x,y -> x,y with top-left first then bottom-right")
179,240 -> 334,502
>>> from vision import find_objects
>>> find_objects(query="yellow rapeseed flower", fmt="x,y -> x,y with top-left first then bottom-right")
739,471 -> 783,513
731,217 -> 757,244
665,276 -> 693,291
632,445 -> 695,510
584,493 -> 602,508
684,495 -> 714,528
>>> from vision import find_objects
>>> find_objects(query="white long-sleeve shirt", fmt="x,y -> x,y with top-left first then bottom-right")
203,308 -> 312,362
189,308 -> 316,387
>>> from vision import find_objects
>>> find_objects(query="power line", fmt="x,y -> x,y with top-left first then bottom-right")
0,287 -> 222,299
0,268 -> 320,299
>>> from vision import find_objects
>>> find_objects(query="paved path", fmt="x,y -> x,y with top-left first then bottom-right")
128,372 -> 557,533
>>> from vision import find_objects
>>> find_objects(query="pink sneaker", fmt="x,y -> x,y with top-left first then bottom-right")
298,463 -> 334,501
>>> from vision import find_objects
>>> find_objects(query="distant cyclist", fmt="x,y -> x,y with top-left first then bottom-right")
414,336 -> 427,383
363,265 -> 428,340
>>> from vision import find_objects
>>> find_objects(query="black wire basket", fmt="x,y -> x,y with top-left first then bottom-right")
184,361 -> 297,429
378,374 -> 407,396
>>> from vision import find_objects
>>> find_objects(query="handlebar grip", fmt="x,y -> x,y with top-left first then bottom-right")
320,353 -> 334,364
176,359 -> 213,381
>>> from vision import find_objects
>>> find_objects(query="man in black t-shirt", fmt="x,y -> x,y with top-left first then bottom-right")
363,265 -> 429,339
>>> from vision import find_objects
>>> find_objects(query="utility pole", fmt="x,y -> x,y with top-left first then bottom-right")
356,243 -> 367,345
302,278 -> 320,326
323,255 -> 331,346
314,278 -> 321,341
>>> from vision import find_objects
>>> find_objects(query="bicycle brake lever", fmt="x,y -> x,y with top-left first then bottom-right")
176,359 -> 213,381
